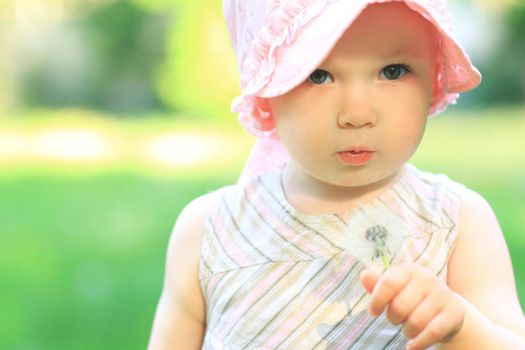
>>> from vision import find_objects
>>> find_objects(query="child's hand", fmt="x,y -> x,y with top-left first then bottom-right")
360,264 -> 465,350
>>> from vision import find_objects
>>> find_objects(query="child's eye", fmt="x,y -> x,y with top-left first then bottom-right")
306,69 -> 333,85
380,64 -> 411,80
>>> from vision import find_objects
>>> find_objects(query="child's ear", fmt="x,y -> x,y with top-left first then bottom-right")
430,60 -> 443,107
253,97 -> 276,131
430,90 -> 441,108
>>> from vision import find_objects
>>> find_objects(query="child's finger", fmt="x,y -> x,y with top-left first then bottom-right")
405,311 -> 451,350
385,277 -> 429,326
401,289 -> 443,339
359,267 -> 381,293
368,265 -> 413,316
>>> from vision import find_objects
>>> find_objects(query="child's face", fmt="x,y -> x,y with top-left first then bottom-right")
268,2 -> 438,189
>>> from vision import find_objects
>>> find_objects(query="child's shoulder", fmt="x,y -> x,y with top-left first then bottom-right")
176,184 -> 236,228
174,181 -> 248,238
407,164 -> 487,206
402,163 -> 500,241
402,164 -> 468,220
406,163 -> 495,230
167,193 -> 217,261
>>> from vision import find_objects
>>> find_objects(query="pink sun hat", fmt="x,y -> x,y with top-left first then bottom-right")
223,0 -> 482,182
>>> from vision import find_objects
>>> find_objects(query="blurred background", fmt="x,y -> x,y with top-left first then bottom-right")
0,0 -> 523,349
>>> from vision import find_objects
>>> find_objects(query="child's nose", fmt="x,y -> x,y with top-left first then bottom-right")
337,85 -> 377,129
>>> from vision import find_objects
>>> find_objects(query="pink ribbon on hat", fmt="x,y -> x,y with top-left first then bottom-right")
223,0 -> 481,183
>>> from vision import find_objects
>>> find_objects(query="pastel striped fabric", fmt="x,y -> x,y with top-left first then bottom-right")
199,163 -> 463,349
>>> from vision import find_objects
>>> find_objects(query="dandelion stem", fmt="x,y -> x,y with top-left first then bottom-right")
381,252 -> 390,270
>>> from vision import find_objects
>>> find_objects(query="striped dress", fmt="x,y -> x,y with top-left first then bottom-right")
199,163 -> 464,349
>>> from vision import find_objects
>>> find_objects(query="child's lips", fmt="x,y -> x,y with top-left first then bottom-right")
337,147 -> 375,166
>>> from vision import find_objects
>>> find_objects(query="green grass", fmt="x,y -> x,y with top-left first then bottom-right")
0,172 -> 234,350
0,107 -> 524,349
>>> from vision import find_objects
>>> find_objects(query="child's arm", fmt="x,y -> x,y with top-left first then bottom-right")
148,194 -> 212,350
440,188 -> 525,348
360,188 -> 525,350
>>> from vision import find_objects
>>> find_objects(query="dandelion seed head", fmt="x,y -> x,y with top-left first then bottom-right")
345,206 -> 411,267
365,225 -> 389,248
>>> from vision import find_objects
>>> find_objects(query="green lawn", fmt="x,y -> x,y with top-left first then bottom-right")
0,172 -> 230,350
0,107 -> 524,349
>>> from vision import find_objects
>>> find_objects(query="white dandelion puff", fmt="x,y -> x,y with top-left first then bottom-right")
345,206 -> 410,269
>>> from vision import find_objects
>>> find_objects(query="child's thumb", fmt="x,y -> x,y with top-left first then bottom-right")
360,267 -> 381,293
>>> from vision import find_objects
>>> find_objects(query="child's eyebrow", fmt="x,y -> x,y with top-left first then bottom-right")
381,45 -> 425,59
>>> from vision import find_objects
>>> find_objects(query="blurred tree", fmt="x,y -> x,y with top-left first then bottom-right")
502,2 -> 525,101
0,0 -> 16,115
14,0 -> 240,119
18,0 -> 170,115
470,2 -> 525,107
154,0 -> 240,119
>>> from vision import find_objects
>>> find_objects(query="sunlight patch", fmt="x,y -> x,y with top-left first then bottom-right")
147,133 -> 221,167
33,129 -> 113,161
